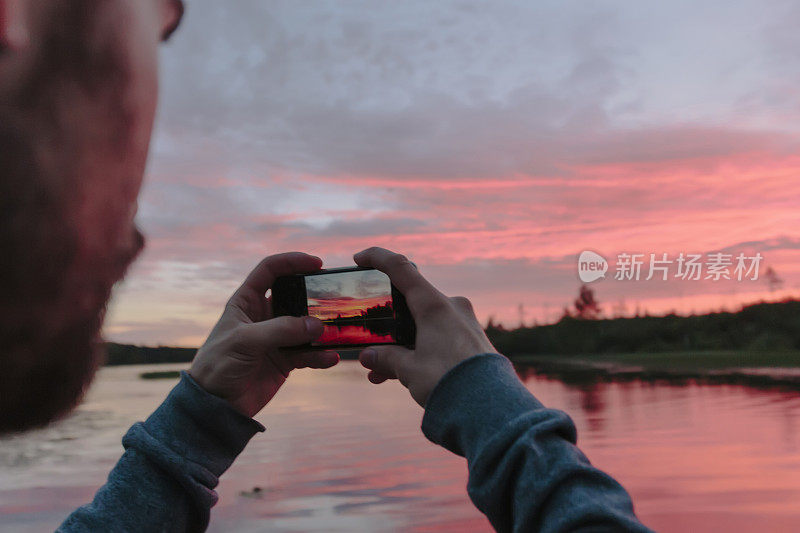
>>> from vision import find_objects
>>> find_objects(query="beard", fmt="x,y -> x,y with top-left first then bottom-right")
0,219 -> 144,435
0,1 -> 145,434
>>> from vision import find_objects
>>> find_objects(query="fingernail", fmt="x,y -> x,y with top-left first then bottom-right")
361,348 -> 376,366
303,316 -> 322,334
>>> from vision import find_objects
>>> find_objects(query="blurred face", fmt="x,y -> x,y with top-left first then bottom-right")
72,0 -> 184,243
0,0 -> 183,432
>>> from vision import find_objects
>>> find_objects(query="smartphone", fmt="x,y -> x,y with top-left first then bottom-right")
272,266 -> 416,349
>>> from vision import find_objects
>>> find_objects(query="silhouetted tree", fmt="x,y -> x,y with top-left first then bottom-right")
765,266 -> 784,293
573,284 -> 601,320
485,315 -> 506,334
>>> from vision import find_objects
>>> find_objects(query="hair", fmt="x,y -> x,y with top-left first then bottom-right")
0,1 -> 143,433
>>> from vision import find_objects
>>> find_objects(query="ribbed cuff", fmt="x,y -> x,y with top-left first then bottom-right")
124,371 -> 265,478
421,353 -> 546,457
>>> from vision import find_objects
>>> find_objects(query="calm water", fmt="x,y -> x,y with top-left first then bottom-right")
315,324 -> 394,345
2,362 -> 800,532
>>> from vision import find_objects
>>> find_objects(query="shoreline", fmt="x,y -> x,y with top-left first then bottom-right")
511,351 -> 800,390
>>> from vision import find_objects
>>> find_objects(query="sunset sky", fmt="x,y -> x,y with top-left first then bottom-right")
104,0 -> 800,347
306,270 -> 392,321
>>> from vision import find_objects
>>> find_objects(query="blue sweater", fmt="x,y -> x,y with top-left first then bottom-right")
59,354 -> 652,532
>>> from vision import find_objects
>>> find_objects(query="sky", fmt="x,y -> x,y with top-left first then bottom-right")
306,270 -> 392,320
104,0 -> 800,346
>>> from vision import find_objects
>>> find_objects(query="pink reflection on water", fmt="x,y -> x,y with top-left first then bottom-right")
517,372 -> 800,532
4,363 -> 800,532
314,324 -> 394,345
213,362 -> 491,531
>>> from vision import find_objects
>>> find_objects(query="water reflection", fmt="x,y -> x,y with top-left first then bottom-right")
315,322 -> 395,346
515,365 -> 800,531
2,362 -> 800,532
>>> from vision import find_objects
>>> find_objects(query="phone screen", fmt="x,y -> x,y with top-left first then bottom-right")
305,269 -> 399,347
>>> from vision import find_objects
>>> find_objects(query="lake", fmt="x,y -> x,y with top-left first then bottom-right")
2,361 -> 800,532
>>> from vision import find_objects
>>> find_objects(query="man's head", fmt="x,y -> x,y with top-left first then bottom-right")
0,0 -> 183,433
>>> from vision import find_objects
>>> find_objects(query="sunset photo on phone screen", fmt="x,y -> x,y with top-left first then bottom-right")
306,270 -> 397,346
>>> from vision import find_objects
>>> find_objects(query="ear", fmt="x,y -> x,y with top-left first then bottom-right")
0,0 -> 29,51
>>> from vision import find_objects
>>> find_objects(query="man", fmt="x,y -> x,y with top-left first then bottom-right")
1,1 -> 651,531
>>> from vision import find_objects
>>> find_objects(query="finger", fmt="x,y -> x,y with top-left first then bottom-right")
229,253 -> 322,321
242,252 -> 322,295
450,296 -> 476,318
239,316 -> 324,350
353,247 -> 424,294
353,247 -> 441,315
359,345 -> 412,379
289,350 -> 340,369
367,371 -> 391,384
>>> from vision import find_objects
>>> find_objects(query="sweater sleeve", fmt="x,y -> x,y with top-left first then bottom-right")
421,353 -> 653,533
57,371 -> 264,533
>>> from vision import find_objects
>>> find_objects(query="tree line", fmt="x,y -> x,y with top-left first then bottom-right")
105,299 -> 800,364
105,343 -> 196,366
486,299 -> 800,356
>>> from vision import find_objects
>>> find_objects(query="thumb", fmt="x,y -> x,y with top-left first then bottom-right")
239,315 -> 323,350
359,345 -> 412,381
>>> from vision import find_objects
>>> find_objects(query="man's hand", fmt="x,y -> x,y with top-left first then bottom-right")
189,252 -> 339,417
354,247 -> 496,407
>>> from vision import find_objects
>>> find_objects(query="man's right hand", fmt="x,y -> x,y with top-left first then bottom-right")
354,247 -> 497,407
189,252 -> 338,418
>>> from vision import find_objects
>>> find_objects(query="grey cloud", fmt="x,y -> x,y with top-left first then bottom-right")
308,218 -> 426,238
153,0 -> 627,179
305,276 -> 343,299
354,270 -> 390,298
247,216 -> 429,241
718,236 -> 800,254
153,0 -> 799,187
